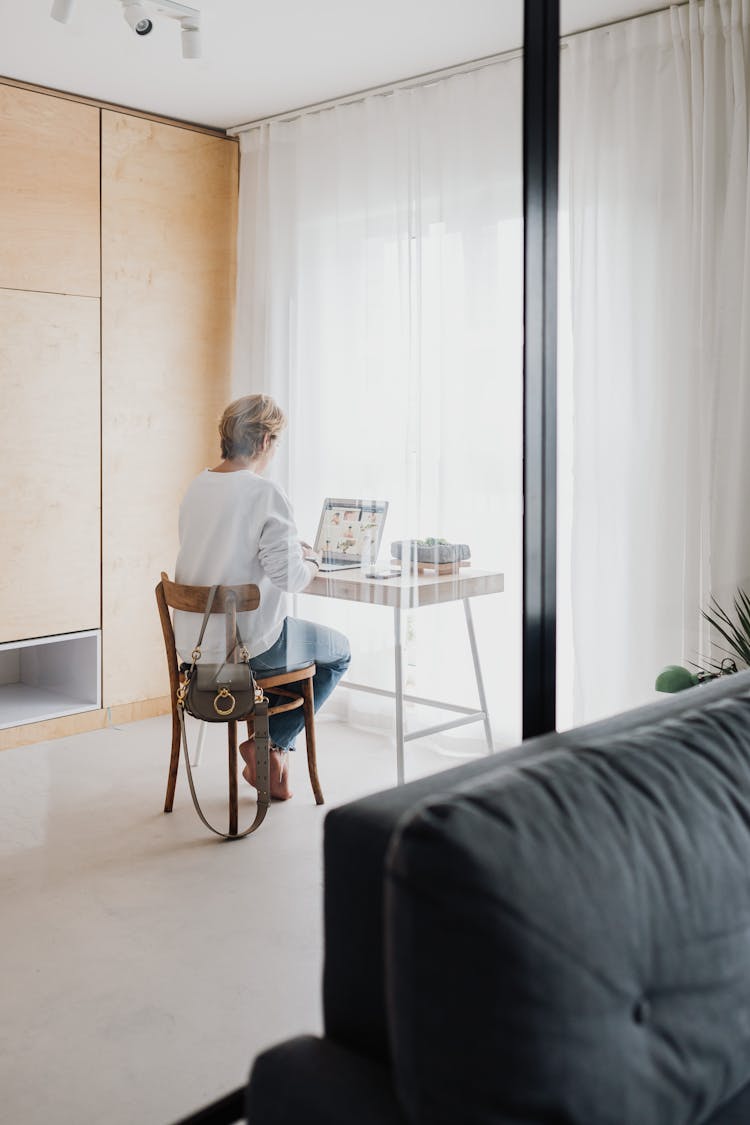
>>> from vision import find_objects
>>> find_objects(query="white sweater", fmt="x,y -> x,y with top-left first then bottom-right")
173,469 -> 316,661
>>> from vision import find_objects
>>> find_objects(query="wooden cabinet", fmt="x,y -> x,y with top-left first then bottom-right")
0,81 -> 237,742
0,289 -> 100,644
0,85 -> 99,296
101,112 -> 237,707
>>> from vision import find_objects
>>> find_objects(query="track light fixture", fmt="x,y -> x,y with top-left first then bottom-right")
180,19 -> 201,60
150,0 -> 202,59
50,0 -> 201,59
50,0 -> 75,23
121,1 -> 153,36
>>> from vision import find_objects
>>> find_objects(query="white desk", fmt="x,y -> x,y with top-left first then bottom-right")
304,567 -> 504,784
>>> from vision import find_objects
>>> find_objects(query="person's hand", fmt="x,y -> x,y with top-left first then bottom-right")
301,543 -> 321,567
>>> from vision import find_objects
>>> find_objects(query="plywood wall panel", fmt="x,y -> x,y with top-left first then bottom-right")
0,84 -> 100,297
101,112 -> 237,707
0,290 -> 101,643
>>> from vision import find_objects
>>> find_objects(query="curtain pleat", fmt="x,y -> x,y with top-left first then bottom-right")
233,0 -> 750,735
561,0 -> 750,725
233,65 -> 525,748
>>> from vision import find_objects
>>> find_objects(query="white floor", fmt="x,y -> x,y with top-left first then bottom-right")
0,711 -> 483,1125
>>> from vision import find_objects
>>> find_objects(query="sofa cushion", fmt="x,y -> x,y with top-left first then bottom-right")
323,672 -> 750,1066
386,692 -> 750,1125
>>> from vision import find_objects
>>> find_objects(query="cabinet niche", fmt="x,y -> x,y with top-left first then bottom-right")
0,631 -> 101,730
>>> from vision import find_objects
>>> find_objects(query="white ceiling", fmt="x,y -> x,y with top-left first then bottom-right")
0,0 -> 665,131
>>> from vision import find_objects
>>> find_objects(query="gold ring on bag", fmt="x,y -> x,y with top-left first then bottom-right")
213,688 -> 236,716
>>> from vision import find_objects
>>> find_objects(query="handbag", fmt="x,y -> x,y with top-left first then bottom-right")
182,652 -> 257,724
175,585 -> 271,840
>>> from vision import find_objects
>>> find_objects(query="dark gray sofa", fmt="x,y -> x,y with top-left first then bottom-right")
246,671 -> 750,1125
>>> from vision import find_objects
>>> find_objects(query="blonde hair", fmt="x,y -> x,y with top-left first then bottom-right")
218,394 -> 286,460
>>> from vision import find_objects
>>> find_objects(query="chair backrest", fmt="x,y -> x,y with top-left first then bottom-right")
159,573 -> 261,615
155,573 -> 262,699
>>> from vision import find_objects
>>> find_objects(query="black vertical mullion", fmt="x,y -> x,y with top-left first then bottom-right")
522,0 -> 559,738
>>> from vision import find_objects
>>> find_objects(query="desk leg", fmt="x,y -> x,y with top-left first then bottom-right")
394,605 -> 405,785
193,720 -> 207,767
464,598 -> 494,753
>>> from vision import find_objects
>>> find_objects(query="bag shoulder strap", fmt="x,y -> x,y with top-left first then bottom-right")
195,584 -> 219,650
177,698 -> 270,840
190,584 -> 252,669
177,584 -> 269,838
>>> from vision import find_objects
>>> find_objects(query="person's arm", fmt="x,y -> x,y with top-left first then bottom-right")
258,490 -> 320,592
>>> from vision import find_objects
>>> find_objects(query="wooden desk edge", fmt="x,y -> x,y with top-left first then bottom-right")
305,568 -> 504,609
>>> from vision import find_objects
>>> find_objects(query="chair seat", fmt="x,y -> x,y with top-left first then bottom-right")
257,662 -> 315,679
179,661 -> 314,677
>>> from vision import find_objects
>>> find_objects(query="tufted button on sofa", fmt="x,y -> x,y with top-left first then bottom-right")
247,670 -> 750,1125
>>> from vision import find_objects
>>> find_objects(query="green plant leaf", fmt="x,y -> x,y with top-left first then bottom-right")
705,615 -> 750,663
733,591 -> 750,645
701,588 -> 750,668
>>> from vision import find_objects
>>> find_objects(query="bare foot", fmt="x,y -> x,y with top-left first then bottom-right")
269,749 -> 293,800
239,738 -> 293,800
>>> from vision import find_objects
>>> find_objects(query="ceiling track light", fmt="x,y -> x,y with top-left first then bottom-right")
151,0 -> 202,59
121,1 -> 154,36
50,0 -> 75,24
50,0 -> 201,59
180,21 -> 201,60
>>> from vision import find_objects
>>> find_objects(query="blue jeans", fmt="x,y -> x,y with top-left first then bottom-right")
250,618 -> 351,750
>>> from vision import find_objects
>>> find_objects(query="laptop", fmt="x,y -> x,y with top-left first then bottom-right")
313,498 -> 389,571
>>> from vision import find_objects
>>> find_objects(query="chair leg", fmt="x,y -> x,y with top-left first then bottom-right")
164,707 -> 181,813
228,720 -> 238,836
302,678 -> 324,806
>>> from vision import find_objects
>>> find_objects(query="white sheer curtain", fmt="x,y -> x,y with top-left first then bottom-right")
559,0 -> 750,727
233,62 -> 524,748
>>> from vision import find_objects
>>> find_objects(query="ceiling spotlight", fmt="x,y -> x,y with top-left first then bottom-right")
180,18 -> 201,59
151,1 -> 202,59
50,0 -> 75,23
121,0 -> 153,35
51,0 -> 201,58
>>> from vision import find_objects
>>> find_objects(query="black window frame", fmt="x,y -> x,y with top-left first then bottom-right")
523,0 -> 559,739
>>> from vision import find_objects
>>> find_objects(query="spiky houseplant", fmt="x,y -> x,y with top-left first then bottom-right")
699,588 -> 750,674
655,589 -> 746,692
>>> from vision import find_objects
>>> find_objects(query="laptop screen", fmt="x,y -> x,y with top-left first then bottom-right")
313,498 -> 389,563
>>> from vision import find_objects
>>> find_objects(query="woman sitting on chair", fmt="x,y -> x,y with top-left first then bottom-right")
174,394 -> 351,801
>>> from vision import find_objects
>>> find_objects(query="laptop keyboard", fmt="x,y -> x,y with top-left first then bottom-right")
318,559 -> 360,571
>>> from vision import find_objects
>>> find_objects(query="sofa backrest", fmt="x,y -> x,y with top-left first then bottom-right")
385,689 -> 750,1124
324,671 -> 750,1066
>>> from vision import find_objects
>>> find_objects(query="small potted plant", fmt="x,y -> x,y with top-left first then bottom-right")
655,588 -> 748,692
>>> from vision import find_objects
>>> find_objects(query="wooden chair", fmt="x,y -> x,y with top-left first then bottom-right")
156,573 -> 324,837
